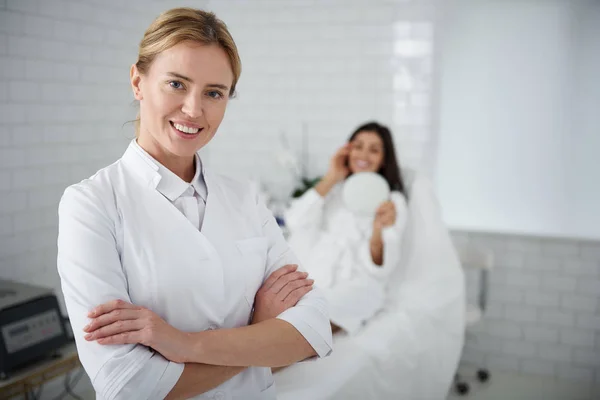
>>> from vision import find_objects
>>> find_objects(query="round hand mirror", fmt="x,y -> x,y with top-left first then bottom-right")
342,172 -> 390,216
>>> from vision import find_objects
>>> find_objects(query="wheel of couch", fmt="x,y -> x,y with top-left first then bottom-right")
476,368 -> 490,382
455,381 -> 469,395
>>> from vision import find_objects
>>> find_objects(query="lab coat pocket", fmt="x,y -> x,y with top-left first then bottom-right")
235,237 -> 269,306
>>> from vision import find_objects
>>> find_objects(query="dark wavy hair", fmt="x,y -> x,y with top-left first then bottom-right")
347,121 -> 406,195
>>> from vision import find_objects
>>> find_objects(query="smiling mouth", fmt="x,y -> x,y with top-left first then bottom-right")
170,121 -> 203,135
354,160 -> 371,169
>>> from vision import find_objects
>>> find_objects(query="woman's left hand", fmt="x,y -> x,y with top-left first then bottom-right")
83,299 -> 192,363
373,200 -> 397,232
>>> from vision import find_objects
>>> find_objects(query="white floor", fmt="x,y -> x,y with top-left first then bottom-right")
447,370 -> 600,400
42,369 -> 600,400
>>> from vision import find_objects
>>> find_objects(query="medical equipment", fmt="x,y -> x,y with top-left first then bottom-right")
342,172 -> 390,215
0,279 -> 68,379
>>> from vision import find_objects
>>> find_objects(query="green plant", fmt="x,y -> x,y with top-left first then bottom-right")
291,176 -> 322,198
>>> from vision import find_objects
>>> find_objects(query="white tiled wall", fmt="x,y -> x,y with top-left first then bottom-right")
0,2 -> 187,397
4,0 -> 598,396
454,231 -> 600,388
206,0 -> 439,198
0,0 -> 208,295
1,3 -> 437,396
0,0 -> 435,398
0,0 -> 437,303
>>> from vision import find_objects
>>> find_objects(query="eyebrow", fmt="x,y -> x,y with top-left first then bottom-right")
166,72 -> 230,91
354,139 -> 381,146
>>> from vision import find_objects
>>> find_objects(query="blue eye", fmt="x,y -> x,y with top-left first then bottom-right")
207,90 -> 224,99
169,81 -> 183,89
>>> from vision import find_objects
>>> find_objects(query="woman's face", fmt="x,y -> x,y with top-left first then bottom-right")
348,130 -> 385,174
131,41 -> 233,161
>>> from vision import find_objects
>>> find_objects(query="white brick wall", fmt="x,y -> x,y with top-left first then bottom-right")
3,0 -> 597,394
0,0 -> 211,288
455,231 -> 600,386
524,325 -> 559,344
1,0 -> 438,293
0,1 -> 206,397
521,359 -> 555,378
205,0 -> 439,198
1,1 -> 438,397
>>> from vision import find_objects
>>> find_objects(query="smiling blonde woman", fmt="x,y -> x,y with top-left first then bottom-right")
57,8 -> 332,400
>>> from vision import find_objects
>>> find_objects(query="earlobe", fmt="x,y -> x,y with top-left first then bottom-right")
130,64 -> 143,101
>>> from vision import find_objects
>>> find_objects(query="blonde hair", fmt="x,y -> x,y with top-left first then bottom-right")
133,8 -> 241,136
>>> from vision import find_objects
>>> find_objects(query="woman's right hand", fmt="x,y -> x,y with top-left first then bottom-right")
315,144 -> 350,197
324,144 -> 350,184
251,264 -> 314,324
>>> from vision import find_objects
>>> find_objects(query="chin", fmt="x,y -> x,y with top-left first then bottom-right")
167,134 -> 206,153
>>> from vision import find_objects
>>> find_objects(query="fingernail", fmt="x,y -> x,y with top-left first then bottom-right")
83,324 -> 90,331
308,279 -> 314,284
84,334 -> 92,340
88,310 -> 95,317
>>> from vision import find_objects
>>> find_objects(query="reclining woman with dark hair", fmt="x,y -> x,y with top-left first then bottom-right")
285,121 -> 408,335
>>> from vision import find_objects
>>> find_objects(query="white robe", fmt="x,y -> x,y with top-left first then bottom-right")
284,185 -> 408,334
274,174 -> 466,400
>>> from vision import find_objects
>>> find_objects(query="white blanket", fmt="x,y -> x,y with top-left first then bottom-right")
275,175 -> 466,399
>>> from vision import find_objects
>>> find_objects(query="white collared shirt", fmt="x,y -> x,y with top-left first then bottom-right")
131,140 -> 208,231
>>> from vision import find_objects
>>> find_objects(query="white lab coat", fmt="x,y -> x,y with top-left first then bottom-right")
284,185 -> 407,334
57,142 -> 333,400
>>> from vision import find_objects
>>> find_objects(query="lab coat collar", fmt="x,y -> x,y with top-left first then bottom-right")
122,140 -> 207,202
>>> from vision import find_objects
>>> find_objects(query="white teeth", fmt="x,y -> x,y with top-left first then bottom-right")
173,123 -> 199,134
356,160 -> 370,168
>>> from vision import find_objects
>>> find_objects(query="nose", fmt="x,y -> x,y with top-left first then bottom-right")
181,92 -> 204,119
353,148 -> 368,159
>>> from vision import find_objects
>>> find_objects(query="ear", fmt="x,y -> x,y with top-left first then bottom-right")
130,64 -> 143,101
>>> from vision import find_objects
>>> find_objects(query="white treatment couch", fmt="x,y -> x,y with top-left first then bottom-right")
274,173 -> 466,400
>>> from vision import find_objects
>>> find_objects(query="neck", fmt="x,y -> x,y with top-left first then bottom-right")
137,135 -> 196,183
